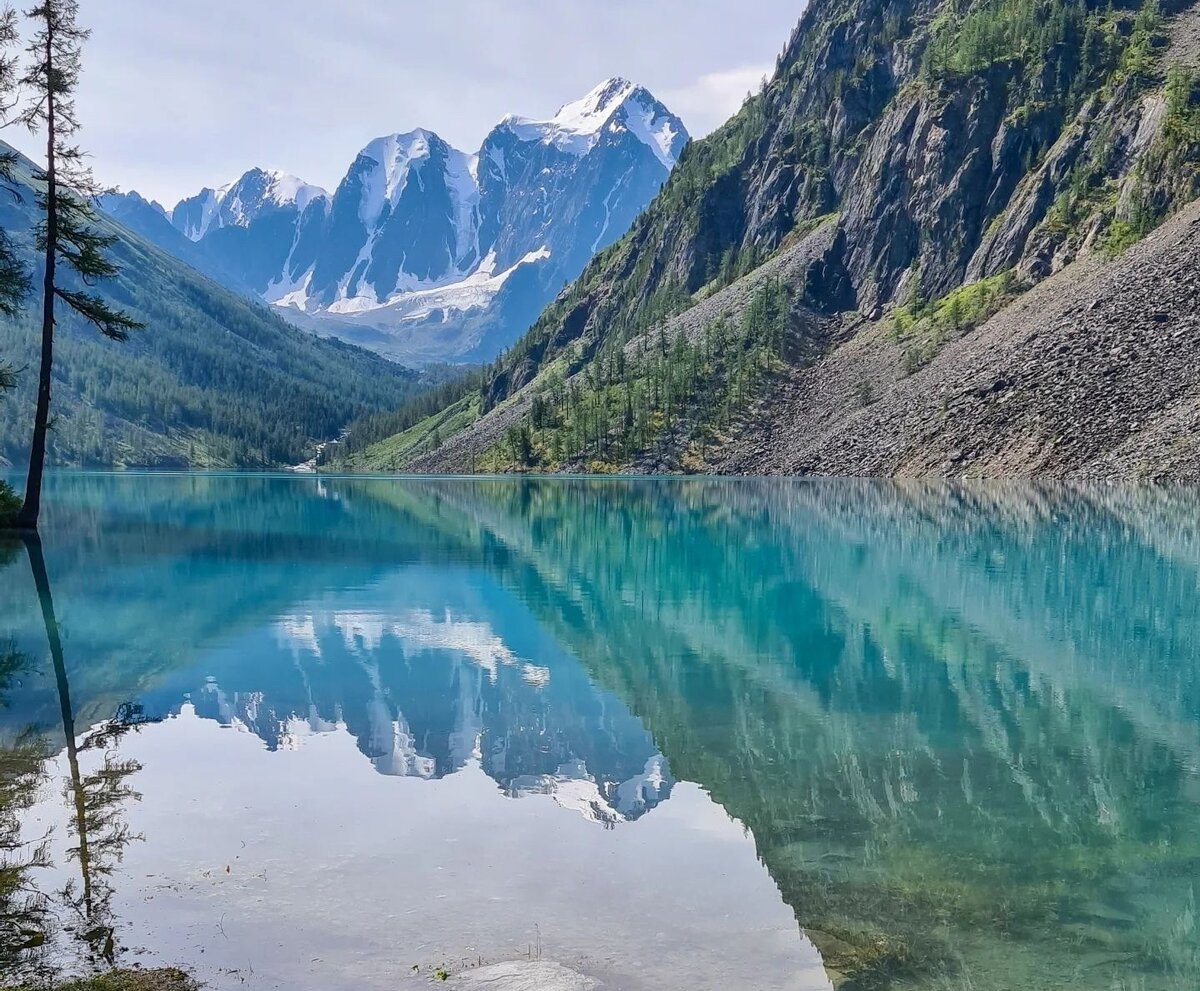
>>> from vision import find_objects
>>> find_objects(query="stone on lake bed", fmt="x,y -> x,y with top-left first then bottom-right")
445,961 -> 600,990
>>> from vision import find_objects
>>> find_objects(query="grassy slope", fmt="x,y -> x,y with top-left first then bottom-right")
341,394 -> 480,471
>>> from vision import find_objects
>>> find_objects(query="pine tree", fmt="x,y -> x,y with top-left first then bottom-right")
0,8 -> 23,525
11,0 -> 142,531
0,5 -> 29,328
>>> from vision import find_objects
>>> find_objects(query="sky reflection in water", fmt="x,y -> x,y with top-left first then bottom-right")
1,473 -> 1198,991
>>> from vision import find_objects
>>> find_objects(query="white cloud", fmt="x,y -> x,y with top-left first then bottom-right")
661,64 -> 775,138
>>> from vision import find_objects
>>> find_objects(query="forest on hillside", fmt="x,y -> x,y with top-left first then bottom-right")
0,145 -> 425,470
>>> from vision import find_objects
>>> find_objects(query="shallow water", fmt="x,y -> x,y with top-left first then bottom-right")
0,473 -> 1198,990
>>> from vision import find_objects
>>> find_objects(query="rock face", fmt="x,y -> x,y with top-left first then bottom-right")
441,962 -> 599,991
713,200 -> 1200,480
401,0 -> 1200,479
110,80 -> 687,364
489,0 -> 1198,384
98,189 -> 249,291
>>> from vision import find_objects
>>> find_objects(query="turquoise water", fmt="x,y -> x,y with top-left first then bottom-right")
1,473 -> 1198,990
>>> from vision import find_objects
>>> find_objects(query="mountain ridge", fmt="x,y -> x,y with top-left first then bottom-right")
108,78 -> 689,365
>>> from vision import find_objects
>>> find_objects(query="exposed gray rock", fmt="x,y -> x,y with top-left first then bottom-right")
386,0 -> 1200,480
117,82 -> 689,365
444,962 -> 601,991
714,200 -> 1200,480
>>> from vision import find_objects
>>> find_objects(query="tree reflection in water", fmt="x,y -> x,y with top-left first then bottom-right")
0,535 -> 150,983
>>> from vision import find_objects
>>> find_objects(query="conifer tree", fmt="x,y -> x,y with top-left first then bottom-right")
11,0 -> 141,531
0,5 -> 29,334
0,7 -> 25,526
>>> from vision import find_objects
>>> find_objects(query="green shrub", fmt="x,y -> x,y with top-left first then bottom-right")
1099,218 -> 1144,257
892,272 -> 1015,341
923,0 -> 1163,111
891,272 -> 1017,373
0,480 -> 20,527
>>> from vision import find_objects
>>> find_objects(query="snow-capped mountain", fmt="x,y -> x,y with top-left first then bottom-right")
173,168 -> 328,241
134,79 -> 688,363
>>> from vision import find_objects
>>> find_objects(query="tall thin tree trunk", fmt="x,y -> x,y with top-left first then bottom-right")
16,22 -> 57,532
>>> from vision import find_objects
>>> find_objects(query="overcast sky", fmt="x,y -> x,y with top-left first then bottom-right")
5,1 -> 804,207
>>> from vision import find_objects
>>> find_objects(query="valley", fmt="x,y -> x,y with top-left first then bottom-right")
3,4 -> 1200,987
5,0 -> 1200,477
0,146 -> 423,470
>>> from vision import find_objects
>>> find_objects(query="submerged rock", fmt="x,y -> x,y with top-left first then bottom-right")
445,960 -> 600,991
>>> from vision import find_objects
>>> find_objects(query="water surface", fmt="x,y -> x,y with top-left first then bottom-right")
0,474 -> 1198,990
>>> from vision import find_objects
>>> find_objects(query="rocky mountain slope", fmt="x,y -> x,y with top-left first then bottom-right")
107,79 -> 687,365
0,144 -> 423,469
356,0 -> 1200,479
715,200 -> 1200,478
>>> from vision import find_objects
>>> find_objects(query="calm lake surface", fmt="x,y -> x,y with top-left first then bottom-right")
1,473 -> 1198,991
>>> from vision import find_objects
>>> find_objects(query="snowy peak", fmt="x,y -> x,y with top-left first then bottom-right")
343,128 -> 481,265
551,76 -> 643,136
254,169 -> 327,212
101,189 -> 170,221
172,169 -> 327,240
360,128 -> 438,170
615,85 -> 690,170
568,76 -> 639,117
499,77 -> 688,167
172,187 -> 220,241
216,168 -> 328,226
352,129 -> 447,226
151,78 -> 686,362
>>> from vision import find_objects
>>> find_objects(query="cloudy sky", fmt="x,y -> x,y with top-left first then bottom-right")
6,1 -> 804,207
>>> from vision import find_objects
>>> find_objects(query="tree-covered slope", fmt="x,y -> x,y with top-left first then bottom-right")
354,0 -> 1200,477
0,145 -> 424,469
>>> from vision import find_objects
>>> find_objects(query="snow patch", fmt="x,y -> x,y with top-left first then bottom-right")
316,246 -> 550,325
623,93 -> 686,170
289,607 -> 548,688
261,169 -> 327,212
264,264 -> 316,310
509,760 -> 624,825
178,188 -> 220,241
446,148 -> 481,268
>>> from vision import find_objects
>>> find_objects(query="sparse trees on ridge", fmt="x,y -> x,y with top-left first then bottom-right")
496,277 -> 791,472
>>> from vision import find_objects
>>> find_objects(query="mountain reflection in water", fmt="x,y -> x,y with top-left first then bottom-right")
0,474 -> 1198,991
